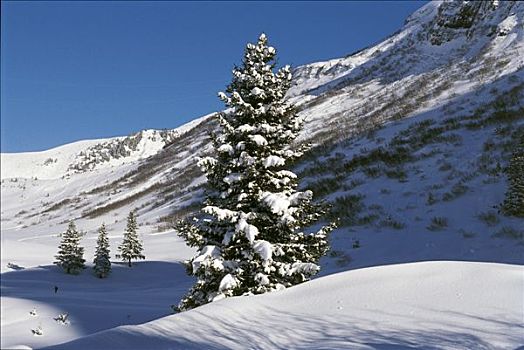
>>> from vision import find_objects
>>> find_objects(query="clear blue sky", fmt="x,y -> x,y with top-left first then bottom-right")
1,1 -> 427,153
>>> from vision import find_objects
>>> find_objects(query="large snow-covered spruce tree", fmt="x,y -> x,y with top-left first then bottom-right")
176,33 -> 335,311
93,223 -> 112,278
117,211 -> 145,267
55,221 -> 85,274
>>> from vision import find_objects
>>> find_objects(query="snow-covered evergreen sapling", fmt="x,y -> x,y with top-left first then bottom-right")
54,221 -> 85,274
93,223 -> 111,278
117,211 -> 145,267
176,33 -> 336,311
31,324 -> 43,336
54,313 -> 69,325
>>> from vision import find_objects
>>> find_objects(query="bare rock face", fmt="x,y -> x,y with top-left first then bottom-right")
426,0 -> 516,45
2,0 -> 522,226
67,129 -> 180,173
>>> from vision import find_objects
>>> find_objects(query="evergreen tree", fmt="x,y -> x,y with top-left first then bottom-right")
176,34 -> 336,311
93,223 -> 112,278
55,221 -> 85,274
502,137 -> 524,217
117,211 -> 145,267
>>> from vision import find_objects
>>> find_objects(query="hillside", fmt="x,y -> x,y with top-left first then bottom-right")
1,0 -> 523,349
1,1 -> 523,231
41,261 -> 523,350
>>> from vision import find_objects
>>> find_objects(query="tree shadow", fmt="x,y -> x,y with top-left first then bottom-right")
44,304 -> 523,350
1,261 -> 194,346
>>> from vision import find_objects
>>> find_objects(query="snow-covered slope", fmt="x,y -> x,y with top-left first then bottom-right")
290,0 -> 523,142
2,0 -> 523,229
1,139 -> 105,180
1,0 -> 523,349
45,261 -> 523,350
1,112 -> 211,180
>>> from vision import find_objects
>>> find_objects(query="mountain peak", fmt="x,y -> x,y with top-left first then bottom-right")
67,129 -> 178,173
424,0 -> 519,45
289,0 -> 522,100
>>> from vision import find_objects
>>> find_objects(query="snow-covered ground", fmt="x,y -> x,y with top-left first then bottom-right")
2,101 -> 523,348
43,262 -> 524,350
0,226 -> 196,349
2,1 -> 524,349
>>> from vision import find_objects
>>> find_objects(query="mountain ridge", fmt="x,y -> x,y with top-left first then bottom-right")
2,0 -> 522,234
3,1 -> 522,180
1,2 -> 523,348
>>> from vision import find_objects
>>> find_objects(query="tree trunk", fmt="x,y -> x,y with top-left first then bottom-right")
128,259 -> 131,267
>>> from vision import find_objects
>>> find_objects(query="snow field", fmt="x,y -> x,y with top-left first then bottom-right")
44,261 -> 524,350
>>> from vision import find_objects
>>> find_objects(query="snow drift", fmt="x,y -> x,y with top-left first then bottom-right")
45,261 -> 524,350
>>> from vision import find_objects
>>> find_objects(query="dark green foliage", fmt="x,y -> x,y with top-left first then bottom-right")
464,84 -> 524,129
380,217 -> 406,230
427,217 -> 448,231
459,229 -> 476,239
300,145 -> 413,178
93,223 -> 111,278
426,192 -> 438,205
492,226 -> 523,241
83,183 -> 164,218
385,167 -> 408,181
390,121 -> 460,150
357,214 -> 380,226
55,221 -> 85,274
477,211 -> 500,226
176,34 -> 335,311
305,177 -> 342,198
442,3 -> 477,29
329,249 -> 352,267
442,182 -> 469,201
43,198 -> 74,213
438,162 -> 453,172
117,211 -> 145,267
327,194 -> 365,227
157,201 -> 202,232
502,135 -> 524,217
363,166 -> 382,178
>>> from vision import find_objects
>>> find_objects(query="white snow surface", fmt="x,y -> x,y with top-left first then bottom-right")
218,273 -> 238,292
1,112 -> 211,180
250,134 -> 268,146
192,245 -> 220,271
261,192 -> 291,214
1,139 -> 104,180
43,262 -> 523,350
2,1 -> 524,349
253,240 -> 272,261
263,155 -> 286,168
235,216 -> 259,244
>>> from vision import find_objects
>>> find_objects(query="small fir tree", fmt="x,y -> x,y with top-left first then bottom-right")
55,221 -> 85,274
93,223 -> 111,278
117,211 -> 145,267
176,34 -> 336,311
502,138 -> 524,217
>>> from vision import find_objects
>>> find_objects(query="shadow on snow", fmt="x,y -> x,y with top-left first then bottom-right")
1,260 -> 194,338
